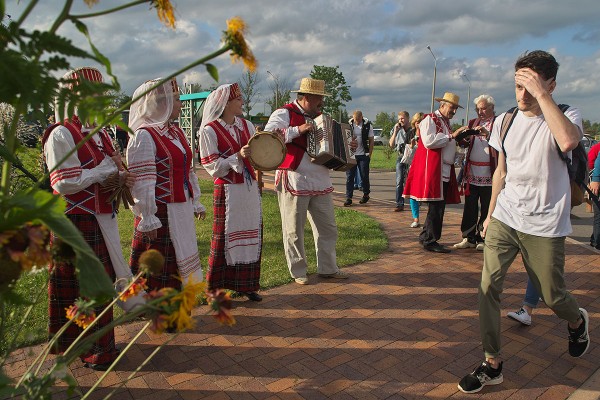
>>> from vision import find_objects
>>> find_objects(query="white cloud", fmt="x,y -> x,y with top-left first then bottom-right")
5,0 -> 600,122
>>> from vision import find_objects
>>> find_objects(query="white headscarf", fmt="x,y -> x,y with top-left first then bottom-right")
129,78 -> 178,132
198,83 -> 238,134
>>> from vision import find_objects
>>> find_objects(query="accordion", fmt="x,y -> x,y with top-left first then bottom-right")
306,114 -> 356,171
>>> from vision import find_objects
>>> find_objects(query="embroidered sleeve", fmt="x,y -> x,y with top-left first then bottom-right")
126,129 -> 161,232
420,115 -> 450,149
44,126 -> 117,195
265,108 -> 300,143
198,124 -> 243,177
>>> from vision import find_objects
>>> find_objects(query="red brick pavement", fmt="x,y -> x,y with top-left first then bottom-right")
4,184 -> 599,399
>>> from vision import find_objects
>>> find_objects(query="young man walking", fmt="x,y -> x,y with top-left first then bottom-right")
458,50 -> 590,394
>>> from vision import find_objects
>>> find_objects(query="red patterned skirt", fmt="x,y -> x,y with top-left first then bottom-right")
207,184 -> 262,292
129,204 -> 182,291
48,214 -> 118,365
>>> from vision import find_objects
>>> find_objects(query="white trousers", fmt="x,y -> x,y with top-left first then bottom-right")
277,190 -> 339,278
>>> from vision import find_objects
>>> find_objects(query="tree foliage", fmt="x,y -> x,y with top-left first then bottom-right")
374,112 -> 395,138
309,65 -> 351,116
238,70 -> 260,118
265,73 -> 291,112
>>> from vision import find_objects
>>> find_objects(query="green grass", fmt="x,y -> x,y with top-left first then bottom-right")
369,145 -> 396,170
1,179 -> 388,351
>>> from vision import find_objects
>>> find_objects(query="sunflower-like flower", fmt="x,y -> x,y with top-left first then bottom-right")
223,16 -> 257,72
206,289 -> 235,326
138,249 -> 165,276
119,276 -> 148,302
65,299 -> 97,329
0,224 -> 51,271
152,0 -> 176,29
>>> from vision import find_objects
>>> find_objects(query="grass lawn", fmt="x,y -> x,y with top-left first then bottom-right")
2,178 -> 388,351
369,144 -> 396,170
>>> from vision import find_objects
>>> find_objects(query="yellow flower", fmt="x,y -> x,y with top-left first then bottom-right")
206,289 -> 236,326
223,16 -> 257,72
152,0 -> 176,29
168,303 -> 193,332
172,278 -> 206,313
65,302 -> 96,329
119,276 -> 148,302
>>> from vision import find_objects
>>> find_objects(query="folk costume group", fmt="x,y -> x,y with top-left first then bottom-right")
44,68 -> 352,370
44,50 -> 590,392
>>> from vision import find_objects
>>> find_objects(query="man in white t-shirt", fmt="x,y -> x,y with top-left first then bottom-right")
458,50 -> 590,394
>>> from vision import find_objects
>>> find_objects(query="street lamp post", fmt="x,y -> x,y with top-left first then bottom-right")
266,70 -> 279,111
426,45 -> 437,113
461,73 -> 471,124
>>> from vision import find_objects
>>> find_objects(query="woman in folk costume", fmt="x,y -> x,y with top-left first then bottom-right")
127,78 -> 206,291
198,83 -> 263,302
43,67 -> 136,370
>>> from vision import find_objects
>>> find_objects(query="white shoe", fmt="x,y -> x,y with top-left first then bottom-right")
294,277 -> 309,285
476,243 -> 485,251
453,238 -> 476,249
507,307 -> 532,326
410,221 -> 420,228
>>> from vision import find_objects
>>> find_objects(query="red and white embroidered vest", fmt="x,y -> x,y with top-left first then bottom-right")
42,119 -> 115,215
144,125 -> 194,204
279,103 -> 309,171
206,119 -> 256,185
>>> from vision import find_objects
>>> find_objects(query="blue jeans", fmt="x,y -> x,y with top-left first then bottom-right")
354,169 -> 362,189
523,278 -> 540,308
395,158 -> 408,207
346,155 -> 370,198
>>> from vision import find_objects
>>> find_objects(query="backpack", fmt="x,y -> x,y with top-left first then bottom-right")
499,104 -> 599,209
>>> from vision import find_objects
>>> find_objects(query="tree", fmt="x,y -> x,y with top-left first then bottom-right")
374,112 -> 395,138
237,70 -> 260,118
309,65 -> 351,116
265,74 -> 292,112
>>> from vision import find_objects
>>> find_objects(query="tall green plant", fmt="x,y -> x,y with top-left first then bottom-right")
0,1 -> 256,397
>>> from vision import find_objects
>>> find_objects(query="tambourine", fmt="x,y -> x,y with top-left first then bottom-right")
247,131 -> 286,171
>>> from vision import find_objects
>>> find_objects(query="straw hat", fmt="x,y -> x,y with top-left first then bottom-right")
434,92 -> 463,108
291,77 -> 331,97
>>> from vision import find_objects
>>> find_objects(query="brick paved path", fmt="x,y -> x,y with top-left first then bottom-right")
5,192 -> 599,399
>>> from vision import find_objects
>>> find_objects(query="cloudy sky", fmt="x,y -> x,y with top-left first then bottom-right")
7,0 -> 600,124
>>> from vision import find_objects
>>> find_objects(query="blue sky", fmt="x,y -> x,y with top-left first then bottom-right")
6,0 -> 600,123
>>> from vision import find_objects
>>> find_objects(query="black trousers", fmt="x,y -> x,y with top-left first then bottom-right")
419,182 -> 448,246
460,184 -> 492,243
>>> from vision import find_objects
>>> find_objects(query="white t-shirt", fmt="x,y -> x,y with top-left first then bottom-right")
488,107 -> 583,237
351,120 -> 374,156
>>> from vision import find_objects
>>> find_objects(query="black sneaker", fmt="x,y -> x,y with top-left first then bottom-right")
359,195 -> 370,204
568,308 -> 590,357
458,361 -> 503,394
343,198 -> 352,207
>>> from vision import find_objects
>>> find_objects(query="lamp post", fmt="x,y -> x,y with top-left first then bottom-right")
426,45 -> 437,113
461,72 -> 471,124
266,70 -> 279,111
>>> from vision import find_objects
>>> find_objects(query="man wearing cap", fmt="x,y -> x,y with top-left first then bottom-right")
403,92 -> 464,253
265,77 -> 352,285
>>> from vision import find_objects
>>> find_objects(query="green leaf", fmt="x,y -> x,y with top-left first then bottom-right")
0,143 -> 18,164
206,63 -> 219,82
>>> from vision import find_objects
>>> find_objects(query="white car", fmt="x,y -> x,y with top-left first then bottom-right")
373,128 -> 384,145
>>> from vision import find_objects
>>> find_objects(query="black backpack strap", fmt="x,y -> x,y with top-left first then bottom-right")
499,107 -> 518,159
